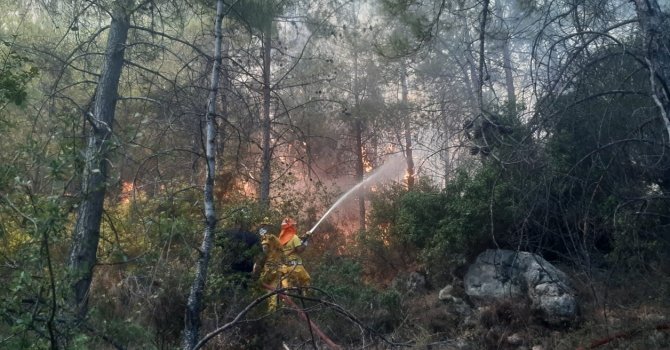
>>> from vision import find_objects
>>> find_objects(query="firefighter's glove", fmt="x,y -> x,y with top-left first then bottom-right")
303,230 -> 314,245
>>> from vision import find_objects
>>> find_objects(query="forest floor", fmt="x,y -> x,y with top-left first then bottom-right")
393,266 -> 670,350
207,266 -> 670,349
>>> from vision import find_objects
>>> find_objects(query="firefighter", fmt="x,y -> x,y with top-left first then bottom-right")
277,217 -> 311,293
254,220 -> 285,311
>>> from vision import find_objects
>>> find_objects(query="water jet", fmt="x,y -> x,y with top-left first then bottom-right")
308,154 -> 405,233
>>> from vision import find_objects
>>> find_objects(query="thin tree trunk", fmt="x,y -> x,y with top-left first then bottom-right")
182,0 -> 224,348
352,50 -> 366,231
441,99 -> 452,187
259,22 -> 272,208
477,0 -> 490,112
400,63 -> 415,189
442,133 -> 451,187
456,56 -> 479,115
67,1 -> 131,317
217,40 -> 230,157
354,118 -> 366,231
502,37 -> 516,111
457,6 -> 480,114
494,0 -> 516,112
633,0 -> 670,140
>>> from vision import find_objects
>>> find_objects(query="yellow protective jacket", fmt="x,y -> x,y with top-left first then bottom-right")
282,234 -> 304,264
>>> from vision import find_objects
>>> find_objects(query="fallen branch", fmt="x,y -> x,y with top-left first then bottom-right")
192,284 -> 418,350
577,323 -> 669,349
192,290 -> 276,350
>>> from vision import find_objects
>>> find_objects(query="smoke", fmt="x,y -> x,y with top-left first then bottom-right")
309,153 -> 406,232
365,152 -> 407,184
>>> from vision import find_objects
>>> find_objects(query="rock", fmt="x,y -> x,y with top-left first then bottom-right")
439,282 -> 467,299
439,284 -> 455,301
464,249 -> 578,325
447,297 -> 472,317
407,271 -> 427,293
439,284 -> 473,320
506,332 -> 523,345
532,282 -> 576,325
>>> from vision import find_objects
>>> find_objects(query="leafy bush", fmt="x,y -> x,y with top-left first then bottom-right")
364,171 -> 523,285
0,41 -> 38,111
310,254 -> 403,341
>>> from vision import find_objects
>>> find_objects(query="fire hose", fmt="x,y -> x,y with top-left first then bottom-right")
262,283 -> 341,350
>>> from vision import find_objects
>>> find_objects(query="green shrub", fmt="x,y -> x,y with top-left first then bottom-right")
364,170 -> 522,285
310,254 -> 404,341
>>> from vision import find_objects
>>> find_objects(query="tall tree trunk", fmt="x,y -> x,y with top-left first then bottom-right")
217,40 -> 230,157
477,0 -> 490,113
456,5 -> 480,114
633,0 -> 670,140
182,0 -> 224,348
352,50 -> 366,231
67,1 -> 131,317
502,37 -> 516,111
400,63 -> 415,189
454,56 -> 478,115
354,118 -> 366,231
259,22 -> 272,208
440,99 -> 452,187
466,56 -> 481,112
494,0 -> 516,112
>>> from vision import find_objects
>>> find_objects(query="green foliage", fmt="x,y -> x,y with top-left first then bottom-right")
431,166 -> 519,257
396,188 -> 448,249
97,184 -> 203,264
1,269 -> 50,349
0,40 -> 38,112
533,48 -> 670,263
87,308 -> 155,349
311,254 -> 403,338
225,0 -> 286,32
0,191 -> 71,349
0,40 -> 81,345
608,202 -> 670,271
376,0 -> 434,57
355,40 -> 670,292
364,173 -> 522,284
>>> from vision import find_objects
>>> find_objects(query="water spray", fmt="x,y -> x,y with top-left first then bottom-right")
307,154 -> 406,234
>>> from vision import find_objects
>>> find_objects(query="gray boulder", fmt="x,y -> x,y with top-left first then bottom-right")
464,249 -> 577,325
439,284 -> 473,320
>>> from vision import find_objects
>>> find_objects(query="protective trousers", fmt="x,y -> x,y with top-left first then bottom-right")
259,266 -> 282,311
281,264 -> 311,293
